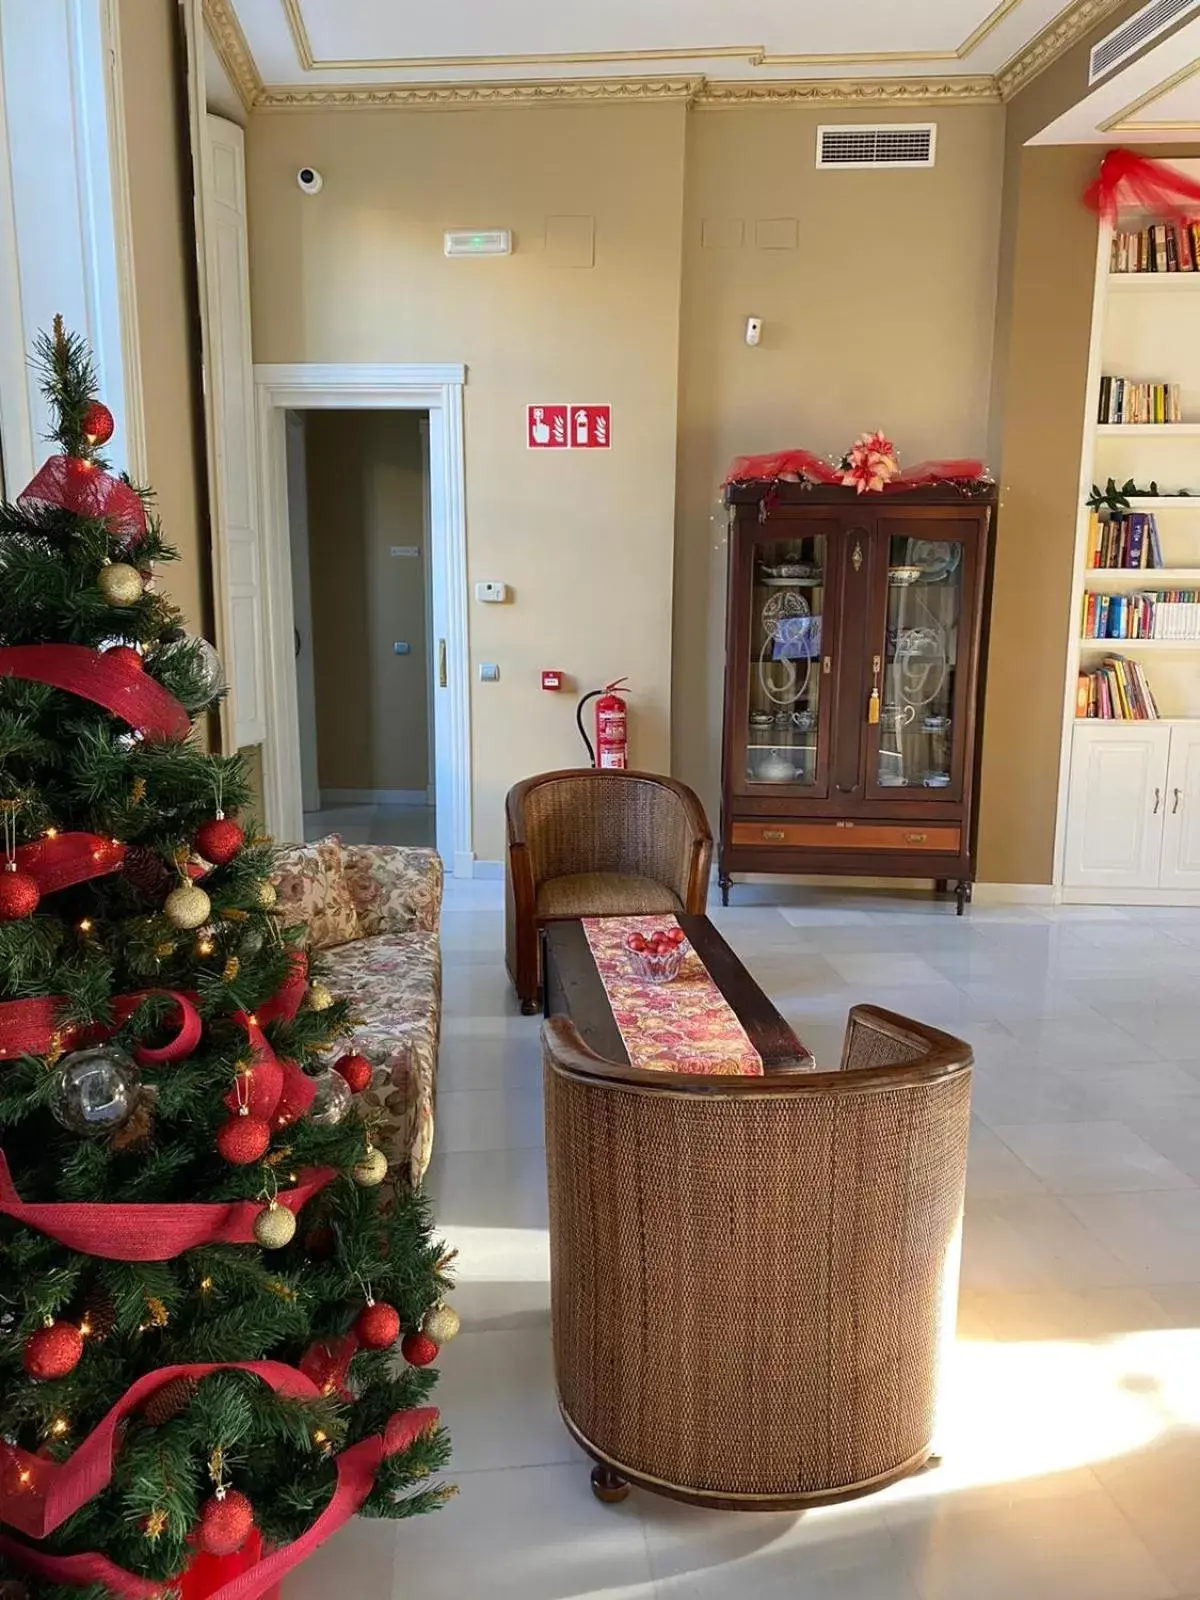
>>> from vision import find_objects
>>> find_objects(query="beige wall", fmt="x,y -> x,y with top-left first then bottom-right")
673,105 -> 1006,825
306,410 -> 430,794
245,105 -> 688,860
118,0 -> 209,638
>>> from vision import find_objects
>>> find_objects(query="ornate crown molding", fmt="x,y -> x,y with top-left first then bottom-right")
696,76 -> 1000,109
203,0 -> 263,112
996,0 -> 1129,100
256,76 -> 703,111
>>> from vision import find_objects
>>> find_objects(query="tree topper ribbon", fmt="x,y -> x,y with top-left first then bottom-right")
17,455 -> 147,546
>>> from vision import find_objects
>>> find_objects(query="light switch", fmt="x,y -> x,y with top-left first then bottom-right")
393,642 -> 411,656
479,662 -> 500,682
475,581 -> 509,603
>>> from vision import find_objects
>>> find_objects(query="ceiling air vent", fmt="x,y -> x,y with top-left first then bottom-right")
1089,0 -> 1200,84
816,124 -> 936,170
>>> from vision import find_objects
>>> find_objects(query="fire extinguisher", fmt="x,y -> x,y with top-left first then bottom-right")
577,679 -> 629,769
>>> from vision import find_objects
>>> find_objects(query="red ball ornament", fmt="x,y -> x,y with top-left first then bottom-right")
354,1300 -> 401,1350
23,1321 -> 85,1380
0,867 -> 40,922
215,1115 -> 271,1165
400,1331 -> 439,1368
82,401 -> 115,447
197,1490 -> 254,1557
334,1052 -> 372,1094
194,816 -> 244,867
102,644 -> 142,672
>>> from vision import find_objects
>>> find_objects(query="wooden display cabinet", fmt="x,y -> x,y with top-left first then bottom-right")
719,482 -> 997,914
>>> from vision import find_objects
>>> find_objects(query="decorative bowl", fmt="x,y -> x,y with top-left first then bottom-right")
627,942 -> 688,984
888,566 -> 923,586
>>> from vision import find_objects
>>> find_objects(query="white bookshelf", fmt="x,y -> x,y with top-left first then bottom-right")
1054,163 -> 1200,905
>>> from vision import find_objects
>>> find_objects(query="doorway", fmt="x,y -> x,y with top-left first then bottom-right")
287,409 -> 435,847
253,364 -> 471,876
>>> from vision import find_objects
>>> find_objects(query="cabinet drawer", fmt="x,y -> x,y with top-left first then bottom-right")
731,820 -> 962,854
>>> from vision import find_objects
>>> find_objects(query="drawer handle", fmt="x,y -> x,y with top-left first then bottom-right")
761,829 -> 785,841
905,832 -> 928,844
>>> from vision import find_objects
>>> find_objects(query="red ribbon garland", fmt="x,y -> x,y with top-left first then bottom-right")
0,1354 -> 437,1597
723,447 -> 986,491
13,831 -> 126,894
0,1404 -> 436,1600
0,1152 -> 335,1260
18,456 -> 147,546
0,990 -> 201,1065
0,645 -> 190,741
1084,148 -> 1200,225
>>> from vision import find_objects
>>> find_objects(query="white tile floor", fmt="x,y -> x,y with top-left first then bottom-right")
286,885 -> 1200,1600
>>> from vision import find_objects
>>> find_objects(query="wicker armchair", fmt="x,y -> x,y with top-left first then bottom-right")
543,1005 -> 972,1510
506,769 -> 712,1014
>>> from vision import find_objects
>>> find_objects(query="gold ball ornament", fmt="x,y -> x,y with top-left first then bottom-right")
164,883 -> 212,931
422,1303 -> 461,1345
97,562 -> 144,607
352,1145 -> 389,1187
306,981 -> 334,1013
253,1201 -> 297,1249
258,881 -> 277,909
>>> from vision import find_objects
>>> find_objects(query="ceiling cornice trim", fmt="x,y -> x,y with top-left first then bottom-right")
251,74 -> 1003,113
203,0 -> 262,112
1100,52 -> 1200,130
995,0 -> 1130,99
274,0 -> 1027,73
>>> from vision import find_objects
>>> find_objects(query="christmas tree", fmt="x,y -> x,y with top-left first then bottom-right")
0,324 -> 452,1598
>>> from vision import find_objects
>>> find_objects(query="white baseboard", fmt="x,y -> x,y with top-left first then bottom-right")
472,859 -> 503,880
1060,885 -> 1200,907
972,882 -> 1059,906
320,788 -> 431,807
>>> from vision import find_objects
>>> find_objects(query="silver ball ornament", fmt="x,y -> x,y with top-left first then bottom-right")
164,884 -> 211,930
309,1069 -> 352,1127
157,635 -> 226,711
253,1202 -> 297,1249
352,1146 -> 389,1187
97,562 -> 143,607
53,1046 -> 140,1136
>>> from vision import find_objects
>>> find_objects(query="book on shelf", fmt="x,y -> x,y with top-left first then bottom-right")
1077,657 -> 1160,720
1086,509 -> 1162,568
1097,377 -> 1182,425
1081,588 -> 1200,639
1110,220 -> 1200,273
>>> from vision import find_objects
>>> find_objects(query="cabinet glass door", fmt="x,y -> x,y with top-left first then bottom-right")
742,531 -> 829,793
868,531 -> 967,800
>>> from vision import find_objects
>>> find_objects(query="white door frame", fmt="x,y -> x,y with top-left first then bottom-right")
253,363 -> 472,876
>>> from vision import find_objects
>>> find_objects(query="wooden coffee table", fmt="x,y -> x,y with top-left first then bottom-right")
541,914 -> 816,1071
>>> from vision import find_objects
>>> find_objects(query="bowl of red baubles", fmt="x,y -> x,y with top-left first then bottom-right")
624,924 -> 689,983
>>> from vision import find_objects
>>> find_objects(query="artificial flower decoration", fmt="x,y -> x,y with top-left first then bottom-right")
841,431 -> 900,495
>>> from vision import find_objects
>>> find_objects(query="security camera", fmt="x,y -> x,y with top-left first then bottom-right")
296,167 -> 323,195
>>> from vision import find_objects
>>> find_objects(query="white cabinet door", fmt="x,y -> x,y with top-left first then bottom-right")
1159,727 -> 1200,890
1064,725 -> 1172,889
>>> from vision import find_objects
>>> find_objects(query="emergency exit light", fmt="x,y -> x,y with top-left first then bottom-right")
444,229 -> 512,257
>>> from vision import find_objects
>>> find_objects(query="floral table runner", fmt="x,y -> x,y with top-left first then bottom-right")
581,915 -> 765,1076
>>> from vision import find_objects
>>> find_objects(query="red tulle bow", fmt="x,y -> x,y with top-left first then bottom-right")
1084,148 -> 1200,224
0,989 -> 200,1065
18,456 -> 147,546
13,831 -> 126,894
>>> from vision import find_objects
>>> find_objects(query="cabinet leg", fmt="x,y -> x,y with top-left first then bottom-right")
719,873 -> 732,907
590,1464 -> 630,1504
955,880 -> 972,916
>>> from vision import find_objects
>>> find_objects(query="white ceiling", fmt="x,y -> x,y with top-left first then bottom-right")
220,0 -> 1109,88
1033,13 -> 1200,140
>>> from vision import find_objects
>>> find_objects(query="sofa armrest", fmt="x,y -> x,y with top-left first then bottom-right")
342,845 -> 443,937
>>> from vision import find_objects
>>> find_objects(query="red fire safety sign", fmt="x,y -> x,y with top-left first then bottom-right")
527,404 -> 611,449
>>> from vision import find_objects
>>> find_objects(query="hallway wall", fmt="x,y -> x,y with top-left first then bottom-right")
305,410 -> 431,796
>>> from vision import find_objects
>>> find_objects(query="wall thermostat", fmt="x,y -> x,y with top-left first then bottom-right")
475,581 -> 509,603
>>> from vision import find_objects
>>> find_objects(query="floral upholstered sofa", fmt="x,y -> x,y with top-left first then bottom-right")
271,835 -> 442,1185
